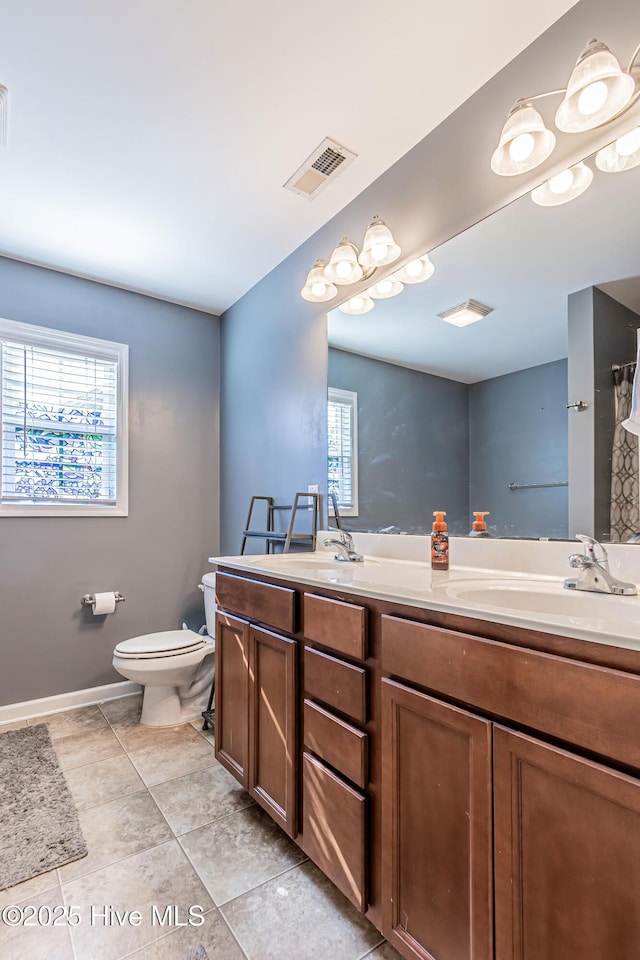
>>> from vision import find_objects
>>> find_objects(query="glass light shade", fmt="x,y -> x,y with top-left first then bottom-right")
323,239 -> 364,285
300,260 -> 338,302
358,217 -> 401,271
490,102 -> 556,176
531,161 -> 593,206
368,278 -> 404,299
339,294 -> 375,315
393,254 -> 435,284
555,40 -> 635,133
595,126 -> 640,173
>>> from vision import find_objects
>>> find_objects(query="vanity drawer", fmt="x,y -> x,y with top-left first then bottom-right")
303,593 -> 367,660
216,572 -> 296,634
302,752 -> 367,912
303,698 -> 367,788
381,614 -> 640,770
304,646 -> 367,724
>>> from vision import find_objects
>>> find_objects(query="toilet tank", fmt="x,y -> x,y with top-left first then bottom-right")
201,572 -> 217,641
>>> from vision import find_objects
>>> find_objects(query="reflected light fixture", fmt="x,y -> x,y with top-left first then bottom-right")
596,125 -> 640,172
368,277 -> 404,299
491,37 -> 640,178
339,294 -> 375,315
531,161 -> 593,206
393,254 -> 435,284
437,300 -> 493,328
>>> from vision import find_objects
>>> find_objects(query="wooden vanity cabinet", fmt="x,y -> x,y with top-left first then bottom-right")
214,604 -> 298,838
493,726 -> 640,960
381,614 -> 640,960
381,678 -> 493,960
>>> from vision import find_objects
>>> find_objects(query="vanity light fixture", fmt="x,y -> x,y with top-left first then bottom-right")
491,38 -> 640,178
436,299 -> 493,328
300,259 -> 339,303
595,125 -> 640,173
301,219 -> 437,314
531,161 -> 593,206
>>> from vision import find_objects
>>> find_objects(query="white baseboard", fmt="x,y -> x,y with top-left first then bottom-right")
0,680 -> 142,724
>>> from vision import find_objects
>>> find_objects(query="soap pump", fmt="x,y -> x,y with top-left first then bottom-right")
431,511 -> 449,571
469,511 -> 490,537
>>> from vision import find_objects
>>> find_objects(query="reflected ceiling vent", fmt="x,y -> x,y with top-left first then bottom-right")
284,137 -> 357,200
0,85 -> 7,147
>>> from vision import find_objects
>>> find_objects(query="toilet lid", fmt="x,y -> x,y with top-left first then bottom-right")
115,630 -> 205,657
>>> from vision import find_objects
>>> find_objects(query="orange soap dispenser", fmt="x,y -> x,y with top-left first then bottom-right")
431,511 -> 449,571
470,511 -> 490,537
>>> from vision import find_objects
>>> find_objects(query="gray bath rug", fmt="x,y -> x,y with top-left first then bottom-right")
0,723 -> 87,890
179,945 -> 209,960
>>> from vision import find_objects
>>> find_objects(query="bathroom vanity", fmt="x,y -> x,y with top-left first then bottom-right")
210,548 -> 640,960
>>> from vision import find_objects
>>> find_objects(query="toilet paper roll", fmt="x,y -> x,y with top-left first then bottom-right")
92,592 -> 117,615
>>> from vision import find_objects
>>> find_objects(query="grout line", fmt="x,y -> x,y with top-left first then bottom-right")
172,797 -> 257,840
59,836 -> 180,893
356,938 -> 387,959
215,857 -> 310,911
58,868 -> 80,960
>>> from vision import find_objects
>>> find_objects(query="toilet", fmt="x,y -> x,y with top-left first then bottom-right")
112,572 -> 217,727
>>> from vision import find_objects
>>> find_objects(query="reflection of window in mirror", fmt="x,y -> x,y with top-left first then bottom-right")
328,387 -> 358,517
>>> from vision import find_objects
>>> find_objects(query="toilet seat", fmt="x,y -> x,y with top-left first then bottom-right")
114,630 -> 205,660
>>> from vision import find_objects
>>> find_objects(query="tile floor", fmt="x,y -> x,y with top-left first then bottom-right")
0,695 -> 401,960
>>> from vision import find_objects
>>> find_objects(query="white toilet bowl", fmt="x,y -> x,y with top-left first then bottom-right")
112,573 -> 217,727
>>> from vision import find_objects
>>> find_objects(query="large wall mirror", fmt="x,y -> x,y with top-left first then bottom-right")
327,151 -> 640,541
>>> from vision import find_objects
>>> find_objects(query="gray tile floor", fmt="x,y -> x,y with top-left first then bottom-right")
0,696 -> 401,960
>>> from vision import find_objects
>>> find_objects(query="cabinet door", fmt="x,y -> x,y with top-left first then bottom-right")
494,726 -> 640,960
248,625 -> 298,838
214,613 -> 249,787
381,679 -> 493,960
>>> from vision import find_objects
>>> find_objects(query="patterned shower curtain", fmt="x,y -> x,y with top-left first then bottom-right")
610,364 -> 640,541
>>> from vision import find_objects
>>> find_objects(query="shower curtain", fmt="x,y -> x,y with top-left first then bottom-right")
611,364 -> 640,541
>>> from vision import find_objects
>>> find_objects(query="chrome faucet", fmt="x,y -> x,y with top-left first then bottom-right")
323,493 -> 364,562
564,534 -> 637,596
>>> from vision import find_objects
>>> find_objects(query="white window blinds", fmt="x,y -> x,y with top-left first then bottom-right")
0,320 -> 127,513
328,387 -> 358,515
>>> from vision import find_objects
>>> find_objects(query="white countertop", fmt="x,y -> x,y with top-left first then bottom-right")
209,548 -> 640,653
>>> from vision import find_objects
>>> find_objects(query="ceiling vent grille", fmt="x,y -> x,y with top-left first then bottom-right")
0,86 -> 7,147
284,137 -> 357,200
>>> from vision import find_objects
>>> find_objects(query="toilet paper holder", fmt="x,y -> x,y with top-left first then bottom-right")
80,592 -> 126,607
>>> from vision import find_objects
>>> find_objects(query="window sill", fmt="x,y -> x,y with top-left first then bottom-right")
0,503 -> 129,518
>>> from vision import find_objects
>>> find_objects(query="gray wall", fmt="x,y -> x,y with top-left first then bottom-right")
568,286 -> 640,540
220,0 -> 638,554
469,360 -> 568,539
0,257 -> 220,706
329,349 -> 469,535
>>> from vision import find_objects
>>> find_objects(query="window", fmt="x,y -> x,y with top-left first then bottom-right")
0,318 -> 128,516
328,386 -> 358,516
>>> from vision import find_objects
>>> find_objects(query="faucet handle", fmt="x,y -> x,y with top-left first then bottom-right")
575,534 -> 609,567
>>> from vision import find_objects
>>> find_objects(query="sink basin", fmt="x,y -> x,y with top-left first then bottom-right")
432,577 -> 640,622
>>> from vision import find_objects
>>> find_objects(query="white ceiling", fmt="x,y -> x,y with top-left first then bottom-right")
0,0 -> 578,315
328,156 -> 640,383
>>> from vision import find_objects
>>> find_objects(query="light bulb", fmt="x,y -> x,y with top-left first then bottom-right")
577,80 -> 609,116
509,133 -> 535,162
617,128 -> 640,157
375,280 -> 393,296
405,259 -> 423,277
335,260 -> 352,279
311,281 -> 327,297
350,297 -> 364,310
371,242 -> 389,262
548,169 -> 574,195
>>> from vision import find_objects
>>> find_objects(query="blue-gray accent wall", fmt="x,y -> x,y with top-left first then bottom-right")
0,257 -> 220,706
328,349 -> 469,535
469,360 -> 569,539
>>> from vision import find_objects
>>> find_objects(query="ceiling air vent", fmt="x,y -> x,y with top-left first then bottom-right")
284,137 -> 357,200
0,86 -> 7,147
